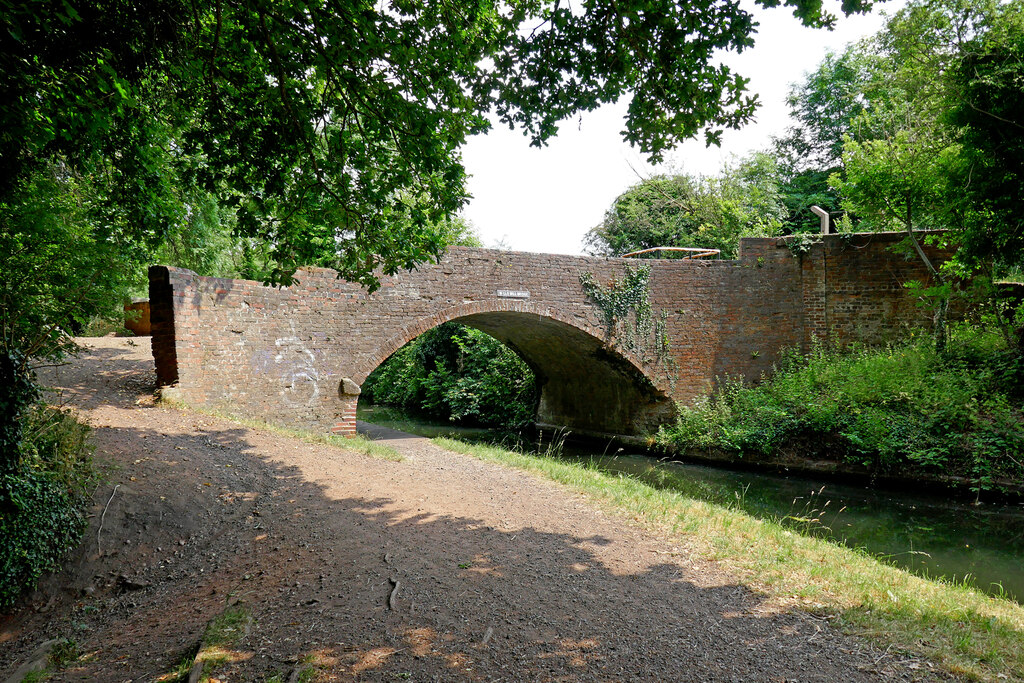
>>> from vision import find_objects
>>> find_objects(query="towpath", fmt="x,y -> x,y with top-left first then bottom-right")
0,337 -> 938,681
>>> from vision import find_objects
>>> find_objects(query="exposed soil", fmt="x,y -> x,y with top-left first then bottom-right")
0,337 -> 951,682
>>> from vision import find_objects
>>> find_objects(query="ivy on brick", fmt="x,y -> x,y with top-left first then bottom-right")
579,265 -> 654,353
785,233 -> 820,258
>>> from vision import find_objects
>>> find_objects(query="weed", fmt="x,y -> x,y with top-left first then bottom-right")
203,605 -> 253,647
47,639 -> 78,668
170,605 -> 257,683
784,233 -> 819,257
14,639 -> 80,683
780,486 -> 845,538
539,426 -> 571,457
265,658 -> 317,682
154,642 -> 201,683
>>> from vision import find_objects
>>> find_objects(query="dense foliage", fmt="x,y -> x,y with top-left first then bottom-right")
946,5 -> 1024,277
1,0 -> 862,291
584,153 -> 787,258
771,47 -> 878,232
1,405 -> 95,607
0,163 -> 139,362
362,323 -> 537,429
768,0 -> 1024,259
0,163 -> 134,481
658,328 -> 1024,491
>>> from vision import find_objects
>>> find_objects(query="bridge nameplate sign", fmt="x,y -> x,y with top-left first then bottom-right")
496,289 -> 530,299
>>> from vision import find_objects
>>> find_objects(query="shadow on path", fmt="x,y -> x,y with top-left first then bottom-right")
0,338 -> 905,682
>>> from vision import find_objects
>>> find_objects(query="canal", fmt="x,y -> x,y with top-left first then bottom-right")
358,404 -> 1024,602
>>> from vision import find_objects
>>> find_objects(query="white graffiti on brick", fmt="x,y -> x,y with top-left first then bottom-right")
272,324 -> 322,406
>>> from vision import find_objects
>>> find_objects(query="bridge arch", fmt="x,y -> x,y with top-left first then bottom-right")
351,301 -> 675,437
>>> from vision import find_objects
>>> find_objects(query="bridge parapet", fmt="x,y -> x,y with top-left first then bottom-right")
150,232 -> 950,437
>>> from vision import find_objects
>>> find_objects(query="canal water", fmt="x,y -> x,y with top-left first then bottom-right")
358,404 -> 1024,602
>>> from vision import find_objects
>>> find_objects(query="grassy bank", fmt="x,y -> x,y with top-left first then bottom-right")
657,328 -> 1024,493
435,437 -> 1024,682
204,413 -> 403,463
156,396 -> 402,462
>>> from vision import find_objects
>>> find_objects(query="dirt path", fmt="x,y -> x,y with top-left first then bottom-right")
0,338 -> 943,682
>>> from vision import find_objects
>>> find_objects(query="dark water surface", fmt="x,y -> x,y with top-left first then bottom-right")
358,404 -> 1024,602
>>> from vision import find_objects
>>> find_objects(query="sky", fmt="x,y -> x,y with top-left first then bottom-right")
459,0 -> 905,255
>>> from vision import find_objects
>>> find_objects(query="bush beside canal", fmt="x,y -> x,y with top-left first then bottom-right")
656,326 -> 1024,493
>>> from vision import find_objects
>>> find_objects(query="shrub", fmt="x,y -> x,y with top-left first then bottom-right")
0,405 -> 96,608
657,326 -> 1024,490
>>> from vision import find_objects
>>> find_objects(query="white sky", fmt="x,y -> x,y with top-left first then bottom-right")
460,0 -> 904,255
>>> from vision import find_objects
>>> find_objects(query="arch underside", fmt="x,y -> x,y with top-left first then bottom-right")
452,311 -> 675,436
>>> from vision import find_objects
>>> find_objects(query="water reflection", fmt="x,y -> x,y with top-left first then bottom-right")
358,404 -> 1024,602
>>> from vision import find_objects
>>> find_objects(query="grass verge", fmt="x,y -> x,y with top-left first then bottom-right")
434,437 -> 1024,683
156,604 -> 254,683
157,397 -> 402,462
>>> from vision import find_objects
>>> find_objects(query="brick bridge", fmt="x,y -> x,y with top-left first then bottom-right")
150,232 -> 946,438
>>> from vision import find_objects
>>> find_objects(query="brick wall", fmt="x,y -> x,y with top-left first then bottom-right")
150,232 -> 948,436
794,232 -> 951,346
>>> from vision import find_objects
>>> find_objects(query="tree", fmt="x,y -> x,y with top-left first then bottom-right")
945,2 -> 1024,350
775,47 -> 879,173
946,2 -> 1024,273
584,153 -> 787,259
773,0 -> 996,234
832,105 -> 960,350
2,0 -> 873,287
772,46 -> 881,232
0,160 -> 143,469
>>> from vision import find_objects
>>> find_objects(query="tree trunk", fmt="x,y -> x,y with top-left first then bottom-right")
904,205 -> 948,353
933,296 -> 948,354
